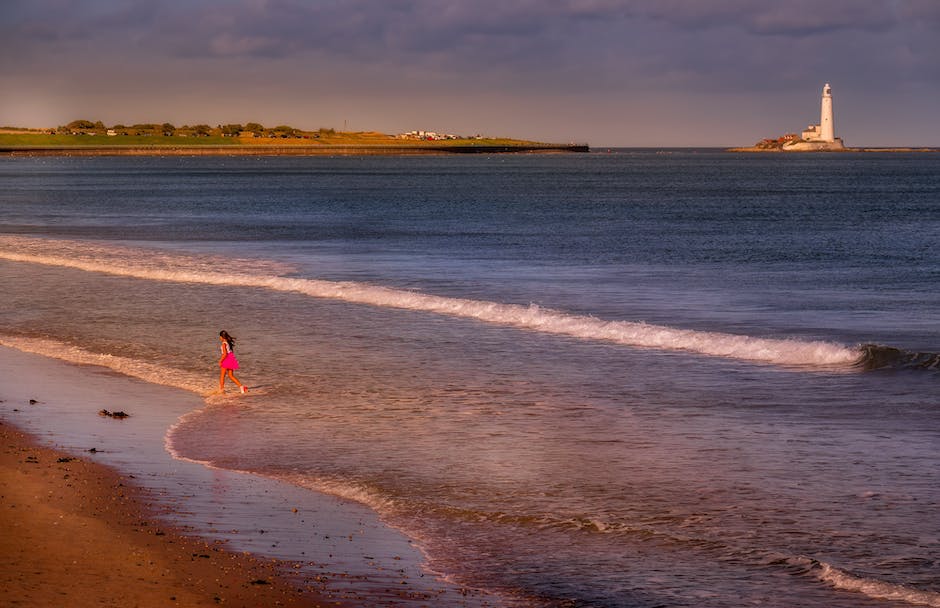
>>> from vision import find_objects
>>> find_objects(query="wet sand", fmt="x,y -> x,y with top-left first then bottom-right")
0,422 -> 332,607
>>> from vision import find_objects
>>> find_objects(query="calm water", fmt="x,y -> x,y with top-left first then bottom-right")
1,152 -> 939,607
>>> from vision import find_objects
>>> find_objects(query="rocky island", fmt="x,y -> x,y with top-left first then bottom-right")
730,83 -> 849,152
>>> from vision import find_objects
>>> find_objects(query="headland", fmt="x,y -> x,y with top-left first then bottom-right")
0,123 -> 588,156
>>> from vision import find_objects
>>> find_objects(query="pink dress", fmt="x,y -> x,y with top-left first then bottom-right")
220,341 -> 239,370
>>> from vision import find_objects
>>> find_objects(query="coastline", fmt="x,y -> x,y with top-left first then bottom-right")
0,143 -> 589,156
0,344 -> 492,607
0,422 -> 327,608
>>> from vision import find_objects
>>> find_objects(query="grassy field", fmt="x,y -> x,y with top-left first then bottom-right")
0,132 -> 239,147
0,130 -> 554,149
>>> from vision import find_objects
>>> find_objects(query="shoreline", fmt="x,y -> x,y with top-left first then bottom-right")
0,343 -> 492,607
0,143 -> 589,156
0,421 -> 330,607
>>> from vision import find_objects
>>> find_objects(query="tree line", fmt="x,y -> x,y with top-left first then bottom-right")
56,120 -> 337,138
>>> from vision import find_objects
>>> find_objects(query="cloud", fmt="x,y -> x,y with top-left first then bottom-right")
625,0 -> 897,35
1,0 -> 938,145
0,1 -> 924,71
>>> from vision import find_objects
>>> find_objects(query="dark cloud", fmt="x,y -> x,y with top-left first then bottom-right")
0,1 -> 927,69
155,0 -> 602,61
624,0 -> 897,35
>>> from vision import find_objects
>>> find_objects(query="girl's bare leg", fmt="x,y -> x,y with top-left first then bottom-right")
227,370 -> 243,388
219,367 -> 227,391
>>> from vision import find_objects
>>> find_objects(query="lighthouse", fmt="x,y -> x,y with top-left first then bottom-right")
819,83 -> 834,142
788,83 -> 845,150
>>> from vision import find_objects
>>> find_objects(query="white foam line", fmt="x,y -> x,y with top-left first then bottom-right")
817,561 -> 940,607
0,239 -> 859,367
0,335 -> 210,396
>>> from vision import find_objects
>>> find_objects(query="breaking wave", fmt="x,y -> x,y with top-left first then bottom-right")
785,557 -> 940,608
159,458 -> 940,608
856,344 -> 940,371
0,335 -> 210,396
0,236 -> 860,368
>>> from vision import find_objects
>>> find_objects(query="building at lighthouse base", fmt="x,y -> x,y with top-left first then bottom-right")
782,137 -> 845,151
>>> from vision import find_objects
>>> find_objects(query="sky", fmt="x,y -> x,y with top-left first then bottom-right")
1,0 -> 938,147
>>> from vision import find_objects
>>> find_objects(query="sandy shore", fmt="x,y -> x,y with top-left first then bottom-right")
0,343 -> 483,607
0,422 -> 336,608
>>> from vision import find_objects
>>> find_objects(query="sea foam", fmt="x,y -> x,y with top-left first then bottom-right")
0,236 -> 859,368
815,560 -> 940,607
0,334 -> 210,396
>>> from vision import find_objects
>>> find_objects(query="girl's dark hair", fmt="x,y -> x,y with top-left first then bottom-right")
219,330 -> 235,351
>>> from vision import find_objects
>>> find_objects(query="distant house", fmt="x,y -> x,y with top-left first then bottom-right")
398,129 -> 461,141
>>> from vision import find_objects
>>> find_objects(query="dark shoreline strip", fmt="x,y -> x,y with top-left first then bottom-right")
0,144 -> 590,156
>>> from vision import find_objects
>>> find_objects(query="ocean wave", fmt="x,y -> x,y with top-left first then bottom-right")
105,444 -> 940,608
222,469 -> 940,608
0,235 -> 859,368
251,471 -> 705,546
785,557 -> 940,608
0,334 -> 211,396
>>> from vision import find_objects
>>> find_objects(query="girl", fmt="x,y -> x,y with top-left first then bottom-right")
218,330 -> 247,394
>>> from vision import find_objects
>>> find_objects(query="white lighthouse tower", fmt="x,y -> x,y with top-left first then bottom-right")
787,82 -> 845,150
819,83 -> 834,142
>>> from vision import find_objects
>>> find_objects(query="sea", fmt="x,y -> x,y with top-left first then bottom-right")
1,150 -> 939,607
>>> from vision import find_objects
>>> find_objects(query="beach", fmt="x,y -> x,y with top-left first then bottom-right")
0,344 -> 486,607
0,422 -> 325,608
